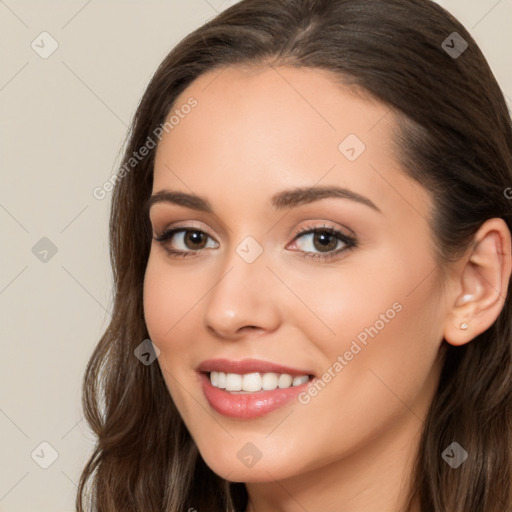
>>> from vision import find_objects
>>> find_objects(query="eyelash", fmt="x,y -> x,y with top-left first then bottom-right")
153,223 -> 357,261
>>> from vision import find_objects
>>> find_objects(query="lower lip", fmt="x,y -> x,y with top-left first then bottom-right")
199,373 -> 312,419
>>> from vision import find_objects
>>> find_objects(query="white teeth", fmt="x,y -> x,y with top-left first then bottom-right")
208,371 -> 310,392
292,375 -> 309,386
262,372 -> 279,390
242,372 -> 262,392
278,374 -> 293,388
225,373 -> 242,391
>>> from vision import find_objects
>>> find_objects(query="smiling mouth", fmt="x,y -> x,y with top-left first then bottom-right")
205,371 -> 314,393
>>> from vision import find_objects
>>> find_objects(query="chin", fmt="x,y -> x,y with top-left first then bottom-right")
195,440 -> 309,483
202,457 -> 291,483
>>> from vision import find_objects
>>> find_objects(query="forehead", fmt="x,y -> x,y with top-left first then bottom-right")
151,64 -> 431,223
154,64 -> 389,173
162,64 -> 390,151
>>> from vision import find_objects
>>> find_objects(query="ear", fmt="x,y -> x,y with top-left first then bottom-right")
443,218 -> 512,346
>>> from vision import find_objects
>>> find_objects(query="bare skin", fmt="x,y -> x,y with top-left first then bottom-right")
143,64 -> 511,512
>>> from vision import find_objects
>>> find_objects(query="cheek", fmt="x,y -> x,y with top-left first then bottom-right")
305,240 -> 443,360
300,252 -> 443,417
143,253 -> 204,345
143,260 -> 172,341
142,255 -> 204,418
275,252 -> 407,361
277,263 -> 443,472
142,255 -> 198,392
292,243 -> 443,406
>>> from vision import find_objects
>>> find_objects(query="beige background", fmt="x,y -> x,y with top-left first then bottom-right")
0,0 -> 510,510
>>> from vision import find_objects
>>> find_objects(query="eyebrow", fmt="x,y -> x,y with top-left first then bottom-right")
145,185 -> 382,214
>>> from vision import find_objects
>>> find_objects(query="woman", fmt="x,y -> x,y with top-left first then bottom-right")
77,0 -> 512,511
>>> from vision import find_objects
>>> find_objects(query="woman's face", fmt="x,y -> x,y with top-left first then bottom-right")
143,64 -> 448,482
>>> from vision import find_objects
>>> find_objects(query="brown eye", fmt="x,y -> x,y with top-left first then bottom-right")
311,231 -> 339,252
153,228 -> 219,258
289,225 -> 357,261
183,230 -> 208,250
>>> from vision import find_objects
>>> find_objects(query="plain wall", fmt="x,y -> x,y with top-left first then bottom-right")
0,0 -> 511,510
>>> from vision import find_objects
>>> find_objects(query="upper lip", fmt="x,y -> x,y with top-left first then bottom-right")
196,358 -> 315,377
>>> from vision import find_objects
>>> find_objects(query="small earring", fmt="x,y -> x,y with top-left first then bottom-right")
460,321 -> 468,330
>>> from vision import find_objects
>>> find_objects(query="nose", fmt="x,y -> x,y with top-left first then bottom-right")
202,248 -> 281,340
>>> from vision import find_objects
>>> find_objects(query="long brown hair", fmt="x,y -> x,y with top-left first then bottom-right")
76,1 -> 512,510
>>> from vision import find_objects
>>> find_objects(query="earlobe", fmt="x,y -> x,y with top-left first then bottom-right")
443,218 -> 512,347
457,293 -> 473,330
